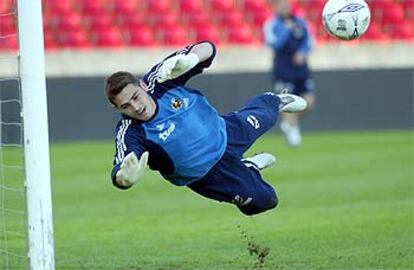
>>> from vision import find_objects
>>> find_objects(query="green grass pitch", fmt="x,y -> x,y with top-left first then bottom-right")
11,130 -> 414,269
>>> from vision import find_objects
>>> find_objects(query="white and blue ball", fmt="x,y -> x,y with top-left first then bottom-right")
322,0 -> 371,40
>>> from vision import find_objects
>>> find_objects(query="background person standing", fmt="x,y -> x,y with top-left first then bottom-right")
263,0 -> 315,147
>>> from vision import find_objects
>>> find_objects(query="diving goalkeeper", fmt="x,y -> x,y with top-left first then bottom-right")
105,41 -> 307,216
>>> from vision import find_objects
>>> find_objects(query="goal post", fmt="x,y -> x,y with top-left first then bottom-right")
17,0 -> 55,269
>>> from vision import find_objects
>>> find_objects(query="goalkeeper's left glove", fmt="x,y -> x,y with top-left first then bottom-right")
157,53 -> 199,83
116,152 -> 148,188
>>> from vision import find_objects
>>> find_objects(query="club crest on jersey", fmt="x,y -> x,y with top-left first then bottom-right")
171,97 -> 183,110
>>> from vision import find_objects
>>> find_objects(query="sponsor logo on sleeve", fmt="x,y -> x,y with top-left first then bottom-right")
232,195 -> 253,206
247,115 -> 260,129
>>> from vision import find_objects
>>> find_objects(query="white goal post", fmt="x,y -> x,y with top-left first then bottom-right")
17,0 -> 55,269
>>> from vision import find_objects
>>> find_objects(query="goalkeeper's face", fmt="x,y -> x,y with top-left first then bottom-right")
113,83 -> 156,121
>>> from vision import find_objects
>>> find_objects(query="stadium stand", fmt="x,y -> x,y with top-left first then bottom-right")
0,0 -> 413,50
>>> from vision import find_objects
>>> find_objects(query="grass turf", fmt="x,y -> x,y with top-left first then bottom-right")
4,130 -> 414,269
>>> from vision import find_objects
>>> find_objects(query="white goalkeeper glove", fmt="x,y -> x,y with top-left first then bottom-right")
157,53 -> 199,83
116,151 -> 148,187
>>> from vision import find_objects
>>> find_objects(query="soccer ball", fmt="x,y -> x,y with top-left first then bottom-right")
322,0 -> 371,40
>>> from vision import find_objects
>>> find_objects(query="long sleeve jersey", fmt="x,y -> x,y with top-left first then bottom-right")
111,42 -> 227,187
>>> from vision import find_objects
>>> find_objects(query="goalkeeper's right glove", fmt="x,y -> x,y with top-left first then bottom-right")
116,151 -> 148,187
157,53 -> 199,83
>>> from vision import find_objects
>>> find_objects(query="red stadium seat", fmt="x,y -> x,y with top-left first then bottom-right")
94,27 -> 125,48
251,9 -> 273,28
401,0 -> 414,23
88,13 -> 115,32
0,33 -> 17,51
117,14 -> 147,30
60,29 -> 91,48
42,11 -> 53,27
3,35 -> 18,51
368,0 -> 395,10
161,27 -> 190,46
147,0 -> 172,13
54,12 -> 84,32
370,0 -> 398,21
180,0 -> 203,13
0,0 -> 14,14
195,26 -> 221,45
360,23 -> 389,42
243,0 -> 269,13
153,13 -> 181,29
44,30 -> 58,49
210,0 -> 234,12
0,15 -> 16,35
219,10 -> 246,28
47,0 -> 77,15
381,4 -> 405,25
113,0 -> 140,15
81,0 -> 107,15
242,0 -> 273,27
183,12 -> 210,28
129,26 -> 157,47
389,22 -> 414,40
301,0 -> 325,20
298,0 -> 325,10
227,25 -> 257,44
292,5 -> 306,17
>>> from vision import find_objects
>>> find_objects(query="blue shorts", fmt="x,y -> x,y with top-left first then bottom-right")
273,78 -> 315,96
188,93 -> 280,215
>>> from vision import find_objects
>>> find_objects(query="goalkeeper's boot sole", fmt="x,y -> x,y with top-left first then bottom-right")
277,92 -> 308,113
242,153 -> 276,171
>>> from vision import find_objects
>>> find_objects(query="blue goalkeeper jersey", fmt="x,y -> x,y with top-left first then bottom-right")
111,42 -> 227,187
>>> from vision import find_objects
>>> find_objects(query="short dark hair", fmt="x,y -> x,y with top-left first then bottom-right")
105,71 -> 139,106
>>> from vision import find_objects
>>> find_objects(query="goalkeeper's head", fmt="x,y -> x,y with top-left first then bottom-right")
105,71 -> 156,121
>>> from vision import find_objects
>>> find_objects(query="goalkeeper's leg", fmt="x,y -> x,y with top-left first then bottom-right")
187,152 -> 279,216
224,92 -> 306,156
223,93 -> 280,157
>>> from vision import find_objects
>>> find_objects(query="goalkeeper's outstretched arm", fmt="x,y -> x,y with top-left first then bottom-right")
111,119 -> 148,189
156,41 -> 216,83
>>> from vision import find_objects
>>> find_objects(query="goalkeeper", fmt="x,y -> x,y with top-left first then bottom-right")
105,41 -> 307,216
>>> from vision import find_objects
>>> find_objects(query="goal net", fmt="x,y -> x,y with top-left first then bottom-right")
0,1 -> 26,268
0,0 -> 55,269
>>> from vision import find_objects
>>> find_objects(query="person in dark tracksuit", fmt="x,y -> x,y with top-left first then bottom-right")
263,0 -> 315,147
105,41 -> 307,216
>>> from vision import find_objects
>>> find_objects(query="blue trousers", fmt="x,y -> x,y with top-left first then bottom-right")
188,93 -> 280,215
